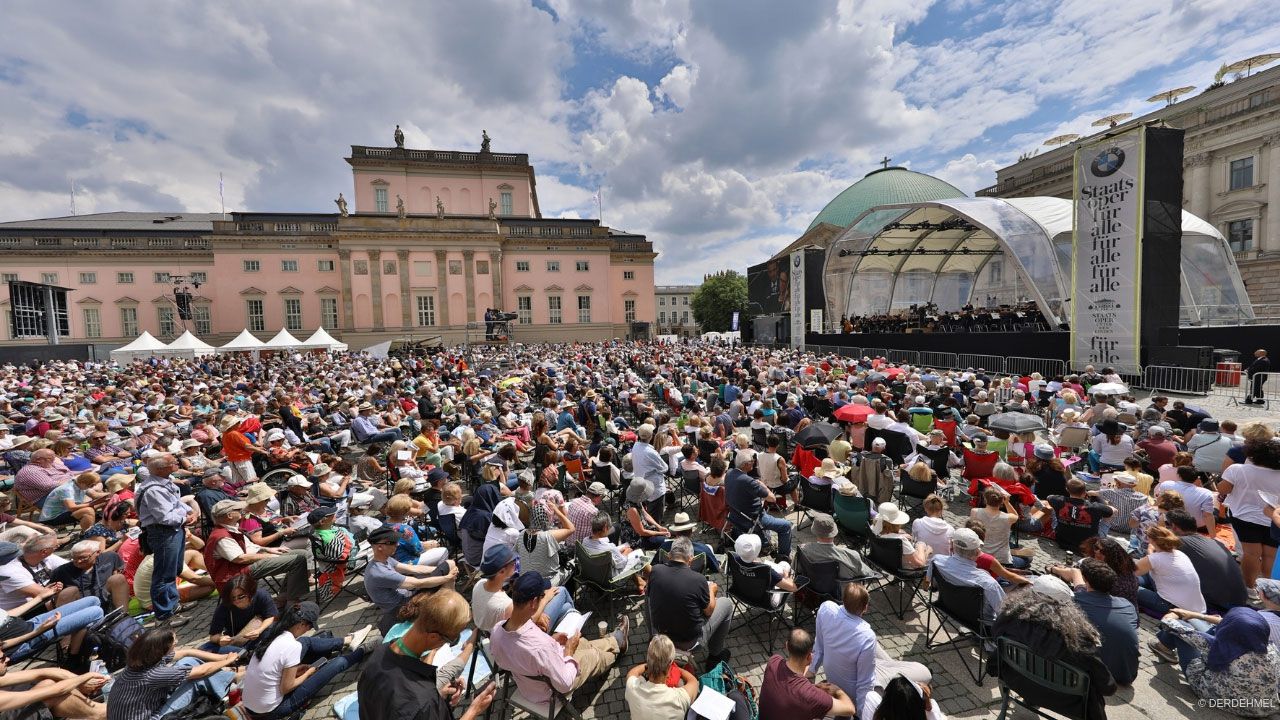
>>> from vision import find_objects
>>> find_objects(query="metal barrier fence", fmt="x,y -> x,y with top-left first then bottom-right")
919,351 -> 959,370
956,353 -> 1006,373
886,348 -> 919,366
1005,356 -> 1067,379
1139,365 -> 1250,404
1243,371 -> 1278,409
861,347 -> 888,360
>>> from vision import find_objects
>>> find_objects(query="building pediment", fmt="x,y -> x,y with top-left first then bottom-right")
278,286 -> 303,295
513,284 -> 534,293
1211,198 -> 1266,217
315,286 -> 341,295
115,296 -> 139,305
76,296 -> 102,305
369,178 -> 390,186
239,287 -> 266,296
544,284 -> 564,293
574,284 -> 593,293
622,290 -> 639,297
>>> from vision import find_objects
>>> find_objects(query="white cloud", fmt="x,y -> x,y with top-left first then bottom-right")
929,153 -> 1002,195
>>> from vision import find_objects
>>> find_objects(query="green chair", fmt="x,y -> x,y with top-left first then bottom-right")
832,492 -> 873,550
995,638 -> 1092,720
572,542 -> 643,616
909,411 -> 935,435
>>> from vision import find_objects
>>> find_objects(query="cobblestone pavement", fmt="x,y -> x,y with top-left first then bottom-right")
154,390 -> 1279,720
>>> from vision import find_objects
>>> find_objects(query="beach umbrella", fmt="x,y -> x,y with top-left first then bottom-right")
793,422 -> 842,449
1089,382 -> 1128,396
834,403 -> 873,423
986,413 -> 1047,434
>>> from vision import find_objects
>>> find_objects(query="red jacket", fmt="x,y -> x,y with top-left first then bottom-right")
203,526 -> 250,589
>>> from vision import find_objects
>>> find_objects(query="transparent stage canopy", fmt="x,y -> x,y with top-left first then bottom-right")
822,196 -> 1252,327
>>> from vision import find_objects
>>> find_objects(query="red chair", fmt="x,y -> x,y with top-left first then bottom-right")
933,418 -> 958,447
699,481 -> 729,540
962,448 -> 998,482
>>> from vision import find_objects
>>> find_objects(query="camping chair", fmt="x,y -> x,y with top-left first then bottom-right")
310,527 -> 370,610
909,411 -> 934,435
562,457 -> 587,488
793,475 -> 833,532
985,438 -> 1009,460
436,511 -> 465,563
698,482 -> 731,548
994,638 -> 1092,720
831,493 -> 873,550
726,552 -> 806,650
897,468 -> 937,513
490,666 -> 584,720
933,418 -> 958,447
655,546 -> 710,575
572,542 -> 643,616
961,448 -> 999,483
679,469 -> 703,513
1055,426 -> 1091,454
924,565 -> 993,684
751,427 -> 769,450
867,427 -> 912,464
866,535 -> 928,620
792,553 -> 878,626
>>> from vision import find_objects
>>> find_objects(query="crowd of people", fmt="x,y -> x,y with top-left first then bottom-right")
838,301 -> 1050,334
0,340 -> 1276,720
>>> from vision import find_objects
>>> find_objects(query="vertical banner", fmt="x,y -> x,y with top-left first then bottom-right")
731,311 -> 740,331
790,250 -> 805,347
1071,127 -> 1144,374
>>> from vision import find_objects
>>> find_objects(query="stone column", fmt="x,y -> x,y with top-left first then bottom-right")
397,249 -> 411,329
435,249 -> 450,327
1267,135 -> 1280,253
368,249 -> 384,331
463,250 -> 477,323
489,250 -> 503,310
1186,152 -> 1213,222
337,249 -> 355,331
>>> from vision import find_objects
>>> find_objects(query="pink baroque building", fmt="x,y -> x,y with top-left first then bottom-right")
0,139 -> 657,350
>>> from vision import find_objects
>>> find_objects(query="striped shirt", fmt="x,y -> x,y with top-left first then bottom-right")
104,655 -> 190,720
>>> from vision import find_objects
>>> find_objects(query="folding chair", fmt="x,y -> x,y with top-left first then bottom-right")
310,528 -> 370,609
832,493 -> 873,550
995,638 -> 1092,720
897,468 -> 937,513
655,547 -> 709,575
1055,426 -> 1091,454
793,475 -> 833,532
751,427 -> 768,450
725,552 -> 806,649
933,418 -> 958,447
866,535 -> 928,620
679,469 -> 702,513
490,666 -> 584,720
924,566 -> 993,684
698,482 -> 731,549
572,542 -> 643,616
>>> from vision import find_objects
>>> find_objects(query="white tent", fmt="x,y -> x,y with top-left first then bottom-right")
156,330 -> 216,358
263,328 -> 303,350
110,331 -> 169,363
300,327 -> 348,352
217,329 -> 265,353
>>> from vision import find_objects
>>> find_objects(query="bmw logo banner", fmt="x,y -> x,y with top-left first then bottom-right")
1071,128 -> 1143,374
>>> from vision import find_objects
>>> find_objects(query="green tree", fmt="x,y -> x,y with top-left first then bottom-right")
691,271 -> 748,332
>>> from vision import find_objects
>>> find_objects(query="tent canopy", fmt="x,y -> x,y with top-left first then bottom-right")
110,331 -> 168,363
217,329 -> 265,353
301,327 -> 348,352
157,330 -> 215,357
263,328 -> 302,349
823,196 -> 1251,327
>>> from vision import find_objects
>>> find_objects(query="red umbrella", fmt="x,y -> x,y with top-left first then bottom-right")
884,366 -> 906,377
834,403 -> 873,423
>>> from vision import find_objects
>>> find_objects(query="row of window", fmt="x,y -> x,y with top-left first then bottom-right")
4,271 -> 212,286
658,311 -> 692,324
658,296 -> 689,306
79,305 -> 213,339
514,260 -> 596,273
373,187 -> 514,215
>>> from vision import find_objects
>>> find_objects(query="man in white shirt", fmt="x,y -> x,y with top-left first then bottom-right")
206,500 -> 309,605
630,424 -> 668,517
471,544 -> 574,633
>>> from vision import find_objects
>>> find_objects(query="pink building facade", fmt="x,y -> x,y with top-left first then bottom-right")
0,141 -> 656,350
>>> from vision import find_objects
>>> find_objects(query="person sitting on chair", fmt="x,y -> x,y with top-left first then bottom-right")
203,499 -> 310,607
625,634 -> 701,720
927,528 -> 1005,622
365,526 -> 458,634
582,512 -> 651,592
758,627 -> 857,720
725,449 -> 793,560
798,513 -> 878,583
732,534 -> 798,607
659,512 -> 721,574
647,536 -> 733,665
873,502 -> 932,570
489,570 -> 630,709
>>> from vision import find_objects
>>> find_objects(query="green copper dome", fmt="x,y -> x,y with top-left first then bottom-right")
807,167 -> 966,231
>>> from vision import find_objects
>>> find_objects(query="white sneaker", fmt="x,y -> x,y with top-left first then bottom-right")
347,623 -> 373,651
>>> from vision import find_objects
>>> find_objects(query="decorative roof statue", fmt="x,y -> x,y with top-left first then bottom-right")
481,130 -> 491,154
394,124 -> 405,149
334,193 -> 349,217
396,194 -> 406,219
488,197 -> 497,219
436,196 -> 445,219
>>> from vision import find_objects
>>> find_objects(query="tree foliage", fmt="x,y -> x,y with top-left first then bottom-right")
691,271 -> 748,332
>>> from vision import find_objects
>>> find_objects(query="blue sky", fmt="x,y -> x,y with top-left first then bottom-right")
0,0 -> 1276,283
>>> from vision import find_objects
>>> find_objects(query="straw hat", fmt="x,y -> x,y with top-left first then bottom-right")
816,457 -> 847,479
218,415 -> 243,432
240,482 -> 275,504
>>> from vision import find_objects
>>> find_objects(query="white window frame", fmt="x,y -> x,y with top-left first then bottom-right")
157,306 -> 176,336
317,260 -> 335,272
625,299 -> 636,322
517,295 -> 532,325
243,260 -> 261,273
500,191 -> 513,216
1229,156 -> 1254,191
190,272 -> 207,284
416,295 -> 436,326
375,187 -> 389,213
117,272 -> 134,284
546,261 -> 560,272
120,306 -> 138,336
281,260 -> 299,273
40,272 -> 58,285
82,307 -> 101,338
577,295 -> 591,323
548,296 -> 562,324
1227,218 -> 1254,253
79,272 -> 96,284
575,261 -> 589,272
320,298 -> 339,330
153,272 -> 171,284
283,297 -> 303,330
193,305 -> 211,335
515,261 -> 530,272
623,271 -> 635,280
246,299 -> 265,332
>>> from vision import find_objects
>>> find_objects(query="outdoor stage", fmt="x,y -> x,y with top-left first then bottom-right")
805,324 -> 1280,366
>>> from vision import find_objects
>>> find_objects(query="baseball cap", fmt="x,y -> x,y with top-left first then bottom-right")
1029,574 -> 1074,603
293,601 -> 321,626
427,467 -> 449,485
211,499 -> 247,518
951,528 -> 981,552
1257,579 -> 1280,606
286,476 -> 312,488
480,544 -> 516,577
586,481 -> 608,497
306,506 -> 337,525
369,526 -> 400,546
0,542 -> 19,565
510,571 -> 551,604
